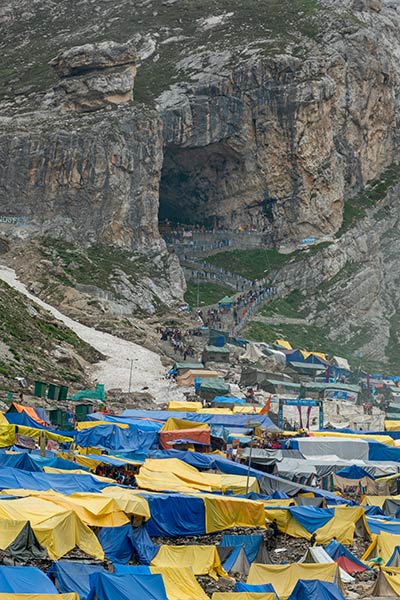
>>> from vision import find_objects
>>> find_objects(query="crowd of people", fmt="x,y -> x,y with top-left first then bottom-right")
159,327 -> 197,359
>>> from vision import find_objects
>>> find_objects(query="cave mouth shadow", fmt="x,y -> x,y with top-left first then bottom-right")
158,142 -> 245,228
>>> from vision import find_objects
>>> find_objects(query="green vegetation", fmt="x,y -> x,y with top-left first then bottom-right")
1,0 -> 324,102
40,239 -> 155,299
260,289 -> 306,318
0,279 -> 100,386
184,281 -> 233,306
207,249 -> 296,280
206,243 -> 332,280
318,260 -> 361,291
338,162 -> 400,236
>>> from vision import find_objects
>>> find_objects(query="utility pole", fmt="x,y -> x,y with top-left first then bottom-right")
197,275 -> 200,310
128,359 -> 133,393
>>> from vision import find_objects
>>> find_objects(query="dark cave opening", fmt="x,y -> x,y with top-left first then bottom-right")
158,143 -> 245,228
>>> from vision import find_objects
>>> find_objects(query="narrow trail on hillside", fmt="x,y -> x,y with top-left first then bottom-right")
0,265 -> 180,401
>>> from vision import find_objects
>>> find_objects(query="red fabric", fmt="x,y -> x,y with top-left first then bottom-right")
335,555 -> 367,574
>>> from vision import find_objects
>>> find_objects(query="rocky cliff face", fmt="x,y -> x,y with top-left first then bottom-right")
1,0 -> 400,323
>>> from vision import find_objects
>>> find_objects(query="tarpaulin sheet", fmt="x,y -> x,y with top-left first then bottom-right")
0,596 -> 78,600
366,516 -> 400,535
100,487 -> 150,519
370,567 -> 400,596
265,506 -> 363,544
167,402 -> 203,412
301,547 -> 354,584
0,453 -> 42,472
335,466 -> 373,480
48,561 -> 105,600
287,579 -> 345,600
137,458 -> 258,495
177,370 -> 220,386
87,572 -> 168,600
324,540 -> 368,573
6,412 -> 75,439
387,547 -> 400,566
0,467 -> 109,494
234,582 -> 277,594
290,438 -> 369,461
311,431 -> 394,446
10,491 -> 129,528
159,429 -> 211,450
0,565 -> 57,593
98,524 -> 158,564
161,418 -> 209,432
204,495 -> 265,533
362,531 -> 400,563
0,497 -> 104,560
152,545 -> 227,579
221,535 -> 262,563
32,456 -> 89,472
143,493 -> 206,537
212,595 -> 276,600
247,563 -> 339,600
120,410 -> 278,430
288,507 -> 334,533
213,397 -> 246,405
368,440 -> 400,462
116,565 -> 209,600
75,424 -> 158,452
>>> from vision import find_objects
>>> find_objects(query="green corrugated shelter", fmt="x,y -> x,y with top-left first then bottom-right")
202,345 -> 230,363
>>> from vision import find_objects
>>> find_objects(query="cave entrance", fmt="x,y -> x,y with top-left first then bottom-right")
158,142 -> 246,229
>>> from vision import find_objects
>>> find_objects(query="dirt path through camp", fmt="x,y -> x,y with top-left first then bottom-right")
0,265 -> 181,401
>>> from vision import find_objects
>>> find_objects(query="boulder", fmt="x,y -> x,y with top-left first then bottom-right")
50,41 -> 137,78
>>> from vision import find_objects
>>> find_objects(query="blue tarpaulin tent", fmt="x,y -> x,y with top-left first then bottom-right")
0,565 -> 58,593
324,540 -> 368,573
234,582 -> 277,595
288,507 -> 335,533
87,572 -> 168,600
220,534 -> 263,563
114,565 -> 152,574
75,424 -> 158,452
0,467 -> 110,494
6,411 -> 75,438
142,493 -> 206,537
287,579 -> 345,600
335,465 -> 374,480
98,525 -> 158,565
119,410 -> 278,430
48,561 -> 105,600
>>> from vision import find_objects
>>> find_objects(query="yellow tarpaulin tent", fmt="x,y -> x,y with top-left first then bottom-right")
151,567 -> 209,600
213,595 -> 276,600
202,493 -> 265,533
151,545 -> 228,579
100,487 -> 150,519
361,495 -> 400,509
161,418 -> 209,432
311,431 -> 395,446
0,497 -> 103,560
42,467 -> 114,482
385,420 -> 400,431
76,420 -> 128,430
274,340 -> 292,350
167,401 -> 203,412
136,459 -> 258,495
362,531 -> 400,563
264,506 -> 364,544
247,563 -> 339,599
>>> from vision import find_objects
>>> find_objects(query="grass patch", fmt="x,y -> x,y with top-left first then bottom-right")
184,281 -> 233,306
261,289 -> 306,318
318,261 -> 361,291
338,162 -> 400,236
206,243 -> 332,280
207,249 -> 296,280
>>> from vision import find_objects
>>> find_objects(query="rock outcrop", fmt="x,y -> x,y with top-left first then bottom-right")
45,41 -> 137,112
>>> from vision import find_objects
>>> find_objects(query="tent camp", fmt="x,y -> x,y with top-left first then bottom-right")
220,534 -> 271,564
217,545 -> 250,576
202,346 -> 230,363
177,370 -> 221,386
301,546 -> 354,583
247,563 -> 341,600
324,540 -> 368,574
287,579 -> 346,600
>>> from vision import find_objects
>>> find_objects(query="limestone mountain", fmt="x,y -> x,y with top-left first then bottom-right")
1,0 -> 400,369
